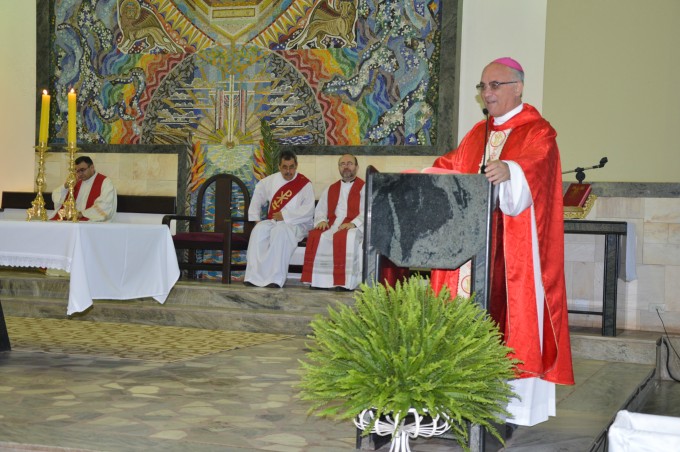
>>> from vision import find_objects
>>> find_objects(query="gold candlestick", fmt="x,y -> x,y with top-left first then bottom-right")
56,143 -> 79,222
26,143 -> 49,221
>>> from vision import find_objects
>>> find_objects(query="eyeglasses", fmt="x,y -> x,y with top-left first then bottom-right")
75,165 -> 91,174
476,81 -> 519,92
338,162 -> 356,167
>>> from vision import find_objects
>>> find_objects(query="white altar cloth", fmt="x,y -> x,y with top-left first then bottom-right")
0,221 -> 180,315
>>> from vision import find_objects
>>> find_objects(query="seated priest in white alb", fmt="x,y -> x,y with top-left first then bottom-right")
244,150 -> 315,288
51,156 -> 117,222
301,154 -> 364,291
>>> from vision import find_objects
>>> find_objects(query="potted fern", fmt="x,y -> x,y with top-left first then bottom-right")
298,275 -> 518,451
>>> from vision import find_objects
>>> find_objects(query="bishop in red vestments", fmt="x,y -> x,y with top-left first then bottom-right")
431,58 -> 574,426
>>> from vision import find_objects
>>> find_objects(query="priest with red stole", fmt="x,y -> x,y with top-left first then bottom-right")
431,57 -> 574,426
301,154 -> 365,291
51,156 -> 117,222
244,150 -> 315,288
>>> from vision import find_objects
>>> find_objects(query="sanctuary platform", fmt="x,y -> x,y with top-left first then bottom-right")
0,268 -> 679,451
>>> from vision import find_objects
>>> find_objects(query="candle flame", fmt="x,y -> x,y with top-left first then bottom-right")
69,88 -> 75,94
42,89 -> 47,95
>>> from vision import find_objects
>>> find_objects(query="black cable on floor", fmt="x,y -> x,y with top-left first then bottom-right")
656,308 -> 680,382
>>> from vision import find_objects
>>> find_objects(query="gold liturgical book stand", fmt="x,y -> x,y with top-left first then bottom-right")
563,183 -> 596,220
562,157 -> 607,220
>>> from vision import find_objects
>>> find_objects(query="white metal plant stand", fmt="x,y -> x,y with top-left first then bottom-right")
354,408 -> 451,452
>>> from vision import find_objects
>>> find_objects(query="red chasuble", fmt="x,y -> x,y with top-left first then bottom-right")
432,104 -> 574,386
51,173 -> 107,221
267,173 -> 311,219
301,178 -> 364,286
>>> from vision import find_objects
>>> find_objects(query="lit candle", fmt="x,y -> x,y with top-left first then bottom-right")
67,89 -> 77,145
38,90 -> 50,145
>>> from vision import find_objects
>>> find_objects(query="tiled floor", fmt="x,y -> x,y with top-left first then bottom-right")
0,329 -> 356,452
0,316 -> 671,452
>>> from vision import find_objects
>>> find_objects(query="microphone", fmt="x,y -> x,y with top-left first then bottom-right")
481,108 -> 490,173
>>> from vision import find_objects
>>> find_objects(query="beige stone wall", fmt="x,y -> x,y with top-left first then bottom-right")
41,153 -> 178,196
565,197 -> 680,334
298,155 -> 438,198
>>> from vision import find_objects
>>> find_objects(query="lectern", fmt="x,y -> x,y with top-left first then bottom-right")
362,166 -> 494,309
360,165 -> 497,451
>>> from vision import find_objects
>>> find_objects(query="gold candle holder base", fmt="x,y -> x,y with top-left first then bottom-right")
56,143 -> 80,222
27,143 -> 50,221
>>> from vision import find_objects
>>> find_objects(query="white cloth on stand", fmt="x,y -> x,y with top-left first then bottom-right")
0,221 -> 179,315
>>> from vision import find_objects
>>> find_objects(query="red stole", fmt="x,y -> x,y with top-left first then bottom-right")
51,173 -> 106,221
267,173 -> 311,219
301,178 -> 364,286
431,104 -> 574,386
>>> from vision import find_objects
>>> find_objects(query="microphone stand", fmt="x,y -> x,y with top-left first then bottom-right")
482,107 -> 495,311
562,157 -> 608,183
480,108 -> 490,174
478,108 -> 495,451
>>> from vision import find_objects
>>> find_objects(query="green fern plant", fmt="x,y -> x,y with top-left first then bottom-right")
298,274 -> 519,450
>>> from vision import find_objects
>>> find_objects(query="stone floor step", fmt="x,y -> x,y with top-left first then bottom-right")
0,270 -> 356,313
570,328 -> 658,366
1,296 -> 323,335
166,283 -> 356,312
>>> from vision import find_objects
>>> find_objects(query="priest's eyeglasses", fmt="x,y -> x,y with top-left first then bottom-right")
476,81 -> 519,92
75,165 -> 91,174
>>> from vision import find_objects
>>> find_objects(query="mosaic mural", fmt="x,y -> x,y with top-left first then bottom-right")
50,0 -> 443,151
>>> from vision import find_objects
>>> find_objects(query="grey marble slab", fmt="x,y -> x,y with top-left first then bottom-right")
368,173 -> 489,269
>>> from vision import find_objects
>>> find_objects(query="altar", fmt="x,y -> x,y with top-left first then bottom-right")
0,221 -> 180,315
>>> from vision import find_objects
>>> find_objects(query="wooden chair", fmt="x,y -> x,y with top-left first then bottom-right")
162,174 -> 253,284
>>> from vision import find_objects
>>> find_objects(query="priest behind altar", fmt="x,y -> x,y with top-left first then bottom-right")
301,154 -> 365,291
51,156 -> 117,222
430,57 -> 574,427
244,150 -> 315,288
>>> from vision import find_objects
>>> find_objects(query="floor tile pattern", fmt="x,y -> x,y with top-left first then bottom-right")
0,318 -> 661,452
5,316 -> 292,362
